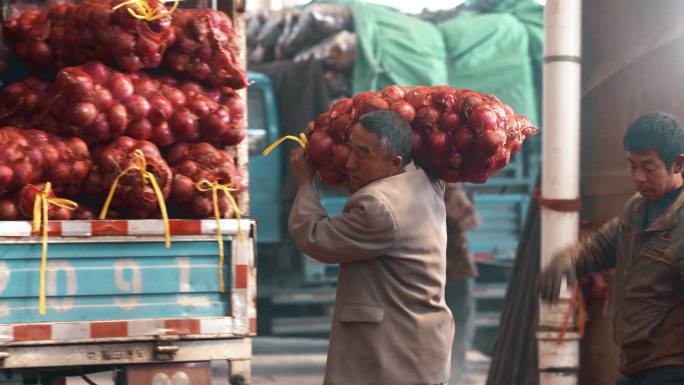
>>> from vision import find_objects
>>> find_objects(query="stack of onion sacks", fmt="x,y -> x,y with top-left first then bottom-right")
165,8 -> 248,89
0,62 -> 247,147
167,142 -> 244,218
85,136 -> 172,218
306,85 -> 538,185
0,127 -> 91,199
3,0 -> 176,72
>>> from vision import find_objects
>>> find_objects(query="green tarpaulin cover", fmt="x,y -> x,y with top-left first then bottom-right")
350,0 -> 543,125
350,2 -> 448,91
438,11 -> 536,123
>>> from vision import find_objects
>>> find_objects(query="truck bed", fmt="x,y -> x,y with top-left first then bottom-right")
0,219 -> 256,369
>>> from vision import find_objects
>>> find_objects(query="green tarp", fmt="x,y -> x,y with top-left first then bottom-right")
438,11 -> 537,124
350,2 -> 448,91
350,0 -> 543,125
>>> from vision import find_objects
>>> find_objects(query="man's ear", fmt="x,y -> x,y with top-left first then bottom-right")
390,155 -> 403,174
673,154 -> 684,174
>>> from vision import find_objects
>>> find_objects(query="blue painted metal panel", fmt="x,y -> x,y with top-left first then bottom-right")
467,194 -> 530,261
247,71 -> 282,244
0,240 -> 231,323
0,241 -> 221,260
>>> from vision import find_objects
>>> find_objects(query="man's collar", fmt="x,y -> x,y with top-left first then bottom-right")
640,185 -> 684,232
401,161 -> 417,173
350,161 -> 418,196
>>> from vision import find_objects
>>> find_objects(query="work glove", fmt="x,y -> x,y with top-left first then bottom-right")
539,248 -> 577,303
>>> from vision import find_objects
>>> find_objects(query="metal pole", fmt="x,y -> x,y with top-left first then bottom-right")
539,1 -> 582,384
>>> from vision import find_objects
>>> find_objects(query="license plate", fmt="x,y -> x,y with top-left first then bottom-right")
122,362 -> 211,385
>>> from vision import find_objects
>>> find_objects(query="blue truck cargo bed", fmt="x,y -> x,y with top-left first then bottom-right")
0,219 -> 256,373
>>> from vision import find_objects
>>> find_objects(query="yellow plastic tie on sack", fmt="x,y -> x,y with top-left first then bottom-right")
99,149 -> 171,248
32,182 -> 78,315
262,133 -> 308,156
196,179 -> 244,293
113,0 -> 179,22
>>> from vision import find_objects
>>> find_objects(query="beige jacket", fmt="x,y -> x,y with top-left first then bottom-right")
289,162 -> 454,385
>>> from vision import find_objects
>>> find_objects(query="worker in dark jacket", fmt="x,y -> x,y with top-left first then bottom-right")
540,112 -> 684,385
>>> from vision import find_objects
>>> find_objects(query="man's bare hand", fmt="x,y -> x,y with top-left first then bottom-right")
290,147 -> 315,186
539,250 -> 576,303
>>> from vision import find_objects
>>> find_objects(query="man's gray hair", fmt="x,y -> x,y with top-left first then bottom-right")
358,110 -> 413,166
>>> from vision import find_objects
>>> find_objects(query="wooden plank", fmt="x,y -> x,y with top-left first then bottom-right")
232,0 -> 250,216
539,372 -> 578,385
0,240 -> 223,259
213,0 -> 249,216
0,294 -> 227,324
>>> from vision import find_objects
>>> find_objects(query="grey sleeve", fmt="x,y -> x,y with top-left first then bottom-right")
288,184 -> 397,264
574,217 -> 620,275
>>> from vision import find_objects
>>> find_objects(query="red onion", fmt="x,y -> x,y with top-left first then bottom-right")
439,111 -> 463,132
411,132 -> 426,158
0,199 -> 19,220
307,131 -> 333,165
171,174 -> 195,203
330,114 -> 353,143
0,165 -> 13,189
170,110 -> 199,142
358,96 -> 389,116
416,106 -> 440,128
331,144 -> 349,173
68,102 -> 98,126
108,73 -> 134,100
318,165 -> 346,186
381,85 -> 407,102
452,129 -> 474,152
127,119 -> 152,140
390,101 -> 416,123
330,98 -> 353,119
429,130 -> 449,155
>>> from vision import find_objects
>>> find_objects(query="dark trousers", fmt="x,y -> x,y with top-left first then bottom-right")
445,277 -> 475,384
616,367 -> 684,385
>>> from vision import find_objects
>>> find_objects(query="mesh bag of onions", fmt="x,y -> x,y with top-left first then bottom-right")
17,183 -> 73,220
0,126 -> 91,199
0,184 -> 97,221
167,142 -> 245,218
0,183 -> 67,221
85,136 -> 172,218
0,62 -> 247,147
165,8 -> 248,89
306,85 -> 538,185
3,0 -> 176,72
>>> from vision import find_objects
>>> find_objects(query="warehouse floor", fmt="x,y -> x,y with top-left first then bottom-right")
63,337 -> 490,385
251,337 -> 489,385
